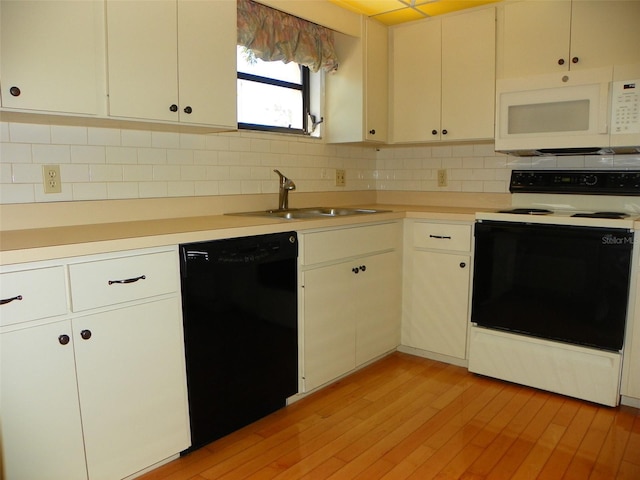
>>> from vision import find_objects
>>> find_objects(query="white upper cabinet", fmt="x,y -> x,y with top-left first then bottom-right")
390,7 -> 496,144
326,17 -> 388,143
106,0 -> 236,129
0,0 -> 106,115
498,0 -> 640,78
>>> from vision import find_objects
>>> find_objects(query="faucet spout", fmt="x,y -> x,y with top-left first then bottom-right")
274,169 -> 296,210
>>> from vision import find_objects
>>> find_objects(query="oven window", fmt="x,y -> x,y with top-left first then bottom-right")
471,221 -> 633,351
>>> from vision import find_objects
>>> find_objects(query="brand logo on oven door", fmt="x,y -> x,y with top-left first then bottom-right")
602,234 -> 633,245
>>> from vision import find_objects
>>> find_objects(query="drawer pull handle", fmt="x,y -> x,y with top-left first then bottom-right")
108,275 -> 146,285
1,294 -> 23,305
429,235 -> 451,240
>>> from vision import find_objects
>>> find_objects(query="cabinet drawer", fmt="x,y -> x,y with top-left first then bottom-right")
413,222 -> 471,252
0,266 -> 68,326
302,222 -> 399,265
69,251 -> 178,312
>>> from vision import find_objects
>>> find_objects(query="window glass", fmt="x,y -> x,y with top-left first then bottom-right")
236,46 -> 308,133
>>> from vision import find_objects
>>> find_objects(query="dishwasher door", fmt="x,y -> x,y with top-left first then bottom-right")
179,232 -> 298,452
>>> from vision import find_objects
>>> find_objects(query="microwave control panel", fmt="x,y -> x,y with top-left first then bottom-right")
612,79 -> 640,135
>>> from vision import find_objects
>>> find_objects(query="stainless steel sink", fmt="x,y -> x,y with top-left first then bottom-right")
229,207 -> 390,219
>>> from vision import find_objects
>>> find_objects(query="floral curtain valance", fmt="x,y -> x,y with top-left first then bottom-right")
237,0 -> 339,73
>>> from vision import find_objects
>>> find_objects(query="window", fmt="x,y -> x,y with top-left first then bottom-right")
237,46 -> 310,134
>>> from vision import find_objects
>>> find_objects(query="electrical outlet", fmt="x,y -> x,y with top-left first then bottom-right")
335,169 -> 346,187
43,165 -> 62,194
437,168 -> 448,187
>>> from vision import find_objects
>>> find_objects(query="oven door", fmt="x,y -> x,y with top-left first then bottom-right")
471,221 -> 633,351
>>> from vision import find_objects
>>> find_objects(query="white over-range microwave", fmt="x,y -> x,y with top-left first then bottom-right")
495,64 -> 640,156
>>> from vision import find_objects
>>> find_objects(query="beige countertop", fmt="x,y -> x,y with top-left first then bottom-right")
0,204 -> 482,265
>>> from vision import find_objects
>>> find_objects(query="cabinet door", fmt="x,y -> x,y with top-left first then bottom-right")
441,8 -> 495,141
391,19 -> 441,143
325,30 -> 364,143
1,321 -> 87,480
570,0 -> 640,71
364,18 -> 388,143
106,0 -> 179,121
73,298 -> 190,480
498,0 -> 571,78
355,251 -> 401,366
408,251 -> 470,359
303,262 -> 356,391
177,0 -> 236,127
0,0 -> 104,114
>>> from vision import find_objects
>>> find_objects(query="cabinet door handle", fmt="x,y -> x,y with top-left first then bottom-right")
80,330 -> 92,340
9,86 -> 21,97
571,56 -> 579,64
58,334 -> 70,345
352,267 -> 359,274
0,294 -> 23,305
460,262 -> 466,268
184,106 -> 193,114
431,129 -> 438,135
369,129 -> 376,135
169,104 -> 178,112
360,265 -> 366,272
442,129 -> 448,135
429,234 -> 451,240
108,275 -> 146,285
558,58 -> 565,65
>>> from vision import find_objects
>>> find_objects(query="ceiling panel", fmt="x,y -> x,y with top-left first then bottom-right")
328,0 -> 502,25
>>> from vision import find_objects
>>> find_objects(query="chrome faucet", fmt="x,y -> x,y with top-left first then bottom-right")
274,169 -> 296,210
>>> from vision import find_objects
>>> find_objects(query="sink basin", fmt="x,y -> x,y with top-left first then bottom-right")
229,207 -> 390,219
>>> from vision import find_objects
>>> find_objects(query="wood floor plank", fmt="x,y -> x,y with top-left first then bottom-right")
136,352 -> 640,480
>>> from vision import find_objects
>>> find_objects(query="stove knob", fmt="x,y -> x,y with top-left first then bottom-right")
583,174 -> 597,186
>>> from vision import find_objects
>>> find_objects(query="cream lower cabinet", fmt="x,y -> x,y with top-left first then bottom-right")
299,222 -> 401,392
401,221 -> 472,363
0,246 -> 190,480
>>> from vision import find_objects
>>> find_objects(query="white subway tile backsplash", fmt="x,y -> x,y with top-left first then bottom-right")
1,143 -> 32,164
51,126 -> 87,145
138,147 -> 167,165
106,146 -> 138,165
108,182 -> 139,199
3,121 -> 640,204
32,144 -> 70,164
90,164 -> 123,182
1,183 -> 35,203
121,129 -> 152,148
11,164 -> 42,183
194,181 -> 220,196
167,181 -> 195,197
71,145 -> 106,164
152,131 -> 180,149
139,181 -> 168,198
9,123 -> 50,144
88,127 -> 121,146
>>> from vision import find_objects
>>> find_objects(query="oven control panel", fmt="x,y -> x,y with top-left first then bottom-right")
510,170 -> 640,195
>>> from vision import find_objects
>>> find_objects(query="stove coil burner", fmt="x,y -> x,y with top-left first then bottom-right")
498,208 -> 553,215
571,211 -> 630,219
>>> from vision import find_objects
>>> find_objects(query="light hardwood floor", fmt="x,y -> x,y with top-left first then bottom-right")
139,352 -> 640,480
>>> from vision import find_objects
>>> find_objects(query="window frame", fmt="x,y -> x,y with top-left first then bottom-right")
237,63 -> 311,135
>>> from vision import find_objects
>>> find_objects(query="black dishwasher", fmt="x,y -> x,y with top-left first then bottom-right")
179,232 -> 298,453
